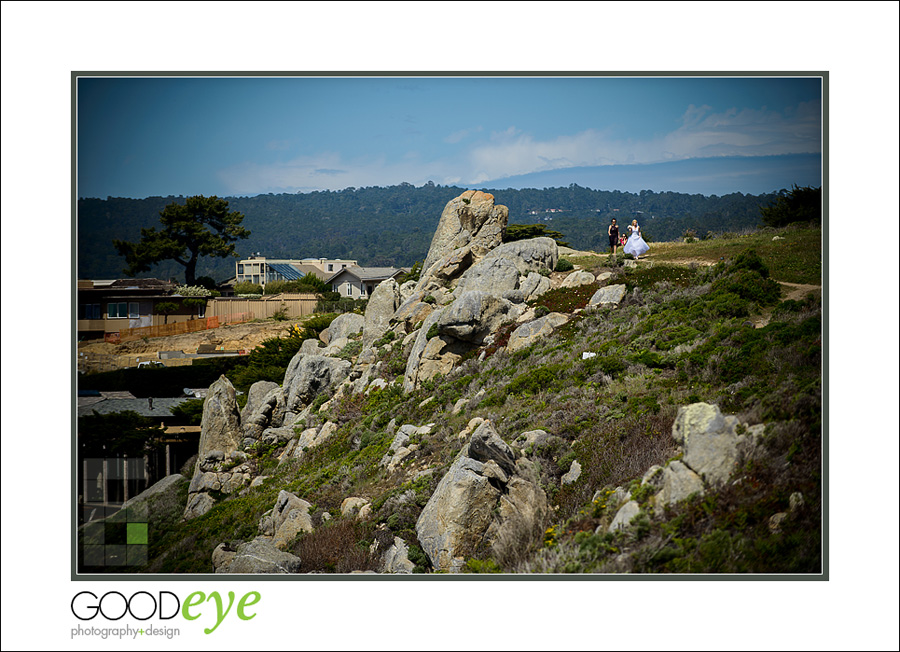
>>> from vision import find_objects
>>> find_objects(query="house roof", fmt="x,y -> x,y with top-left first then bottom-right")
327,266 -> 405,284
77,397 -> 191,419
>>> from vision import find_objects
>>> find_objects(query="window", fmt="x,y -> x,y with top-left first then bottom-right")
346,284 -> 352,296
237,263 -> 244,274
328,264 -> 334,272
79,304 -> 101,320
128,302 -> 140,318
198,303 -> 206,319
107,302 -> 128,318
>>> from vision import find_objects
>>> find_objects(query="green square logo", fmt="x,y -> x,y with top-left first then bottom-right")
127,522 -> 148,545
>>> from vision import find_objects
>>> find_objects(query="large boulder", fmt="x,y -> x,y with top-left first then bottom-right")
362,278 -> 401,347
283,354 -> 351,412
434,291 -> 518,344
507,312 -> 569,352
672,402 -> 764,488
240,381 -> 285,441
454,256 -> 521,296
198,375 -> 242,458
560,270 -> 596,288
420,190 -> 508,285
415,421 -> 547,572
652,461 -> 705,514
323,312 -> 365,345
415,451 -> 500,573
213,537 -> 302,574
589,284 -> 627,307
475,237 -> 559,277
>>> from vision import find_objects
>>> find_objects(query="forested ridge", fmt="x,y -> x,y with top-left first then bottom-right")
78,183 -> 780,282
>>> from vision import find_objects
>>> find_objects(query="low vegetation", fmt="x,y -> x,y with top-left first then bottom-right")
86,224 -> 821,575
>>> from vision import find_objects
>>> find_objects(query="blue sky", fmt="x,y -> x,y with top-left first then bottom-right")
77,75 -> 822,199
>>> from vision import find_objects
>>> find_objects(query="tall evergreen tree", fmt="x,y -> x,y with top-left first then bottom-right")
113,195 -> 250,285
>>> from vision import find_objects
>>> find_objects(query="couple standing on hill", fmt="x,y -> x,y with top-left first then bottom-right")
607,218 -> 649,259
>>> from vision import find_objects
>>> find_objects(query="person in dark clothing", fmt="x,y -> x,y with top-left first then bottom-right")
608,218 -> 619,254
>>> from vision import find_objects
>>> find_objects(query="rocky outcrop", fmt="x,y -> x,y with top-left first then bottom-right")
434,291 -> 520,344
197,375 -> 242,457
184,449 -> 252,520
240,381 -> 285,442
415,420 -> 548,573
672,402 -> 764,488
323,312 -> 365,345
283,354 -> 351,412
419,190 -> 508,288
605,402 -> 766,535
379,537 -> 416,574
362,278 -> 402,347
213,538 -> 302,574
257,490 -> 313,549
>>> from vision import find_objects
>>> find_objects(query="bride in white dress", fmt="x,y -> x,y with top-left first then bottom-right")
623,219 -> 649,260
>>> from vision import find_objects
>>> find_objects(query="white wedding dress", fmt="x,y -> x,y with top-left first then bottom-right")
623,225 -> 649,258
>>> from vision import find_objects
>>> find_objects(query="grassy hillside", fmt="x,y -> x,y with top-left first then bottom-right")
87,225 -> 822,575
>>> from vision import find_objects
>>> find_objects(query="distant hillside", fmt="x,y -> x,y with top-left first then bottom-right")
77,184 -> 780,282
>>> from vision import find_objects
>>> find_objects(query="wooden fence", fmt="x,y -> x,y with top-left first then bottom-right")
207,294 -> 318,321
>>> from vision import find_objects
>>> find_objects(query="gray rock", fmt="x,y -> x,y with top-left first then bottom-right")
340,497 -> 371,518
673,403 -> 748,487
300,338 -> 323,355
183,492 -> 216,520
455,256 -> 521,296
485,475 -> 549,566
435,290 -> 517,344
362,279 -> 401,347
215,537 -> 302,574
653,461 -> 705,514
241,384 -> 286,440
596,272 -> 613,282
608,500 -> 641,532
468,420 -> 518,478
518,272 -> 552,301
198,375 -> 242,458
273,507 -> 313,549
560,270 -> 596,288
324,312 -> 365,344
479,238 -> 558,277
240,380 -> 279,426
507,312 -> 568,352
283,354 -> 351,411
420,190 -> 508,285
415,451 -> 500,573
561,460 -> 582,486
589,284 -> 627,307
380,537 -> 416,574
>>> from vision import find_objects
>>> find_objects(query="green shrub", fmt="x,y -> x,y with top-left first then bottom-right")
234,281 -> 263,295
555,258 -> 574,273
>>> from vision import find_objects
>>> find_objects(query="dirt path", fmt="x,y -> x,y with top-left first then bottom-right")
78,318 -> 307,358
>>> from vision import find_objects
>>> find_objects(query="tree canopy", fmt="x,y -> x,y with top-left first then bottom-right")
113,195 -> 250,285
760,185 -> 822,228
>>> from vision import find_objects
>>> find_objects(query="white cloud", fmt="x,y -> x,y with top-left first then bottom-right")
218,101 -> 822,194
461,101 -> 821,183
217,151 -> 461,195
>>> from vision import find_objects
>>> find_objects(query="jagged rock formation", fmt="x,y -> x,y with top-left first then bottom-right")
416,420 -> 548,573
